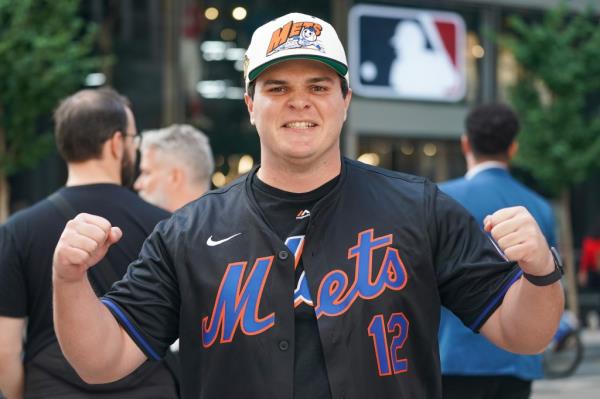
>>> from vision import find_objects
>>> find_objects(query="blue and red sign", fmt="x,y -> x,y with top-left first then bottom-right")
348,4 -> 467,102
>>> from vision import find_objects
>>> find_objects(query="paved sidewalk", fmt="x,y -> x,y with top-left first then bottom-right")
532,329 -> 600,399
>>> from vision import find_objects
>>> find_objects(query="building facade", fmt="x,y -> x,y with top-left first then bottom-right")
9,0 -> 600,244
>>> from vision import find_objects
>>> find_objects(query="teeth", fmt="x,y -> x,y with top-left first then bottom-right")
285,121 -> 315,129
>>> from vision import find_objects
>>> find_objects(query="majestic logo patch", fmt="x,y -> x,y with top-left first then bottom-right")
266,20 -> 325,55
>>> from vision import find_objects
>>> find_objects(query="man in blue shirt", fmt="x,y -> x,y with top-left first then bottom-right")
439,103 -> 557,399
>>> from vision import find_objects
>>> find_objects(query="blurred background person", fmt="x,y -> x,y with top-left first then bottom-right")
438,103 -> 557,399
134,124 -> 214,212
0,88 -> 176,398
578,215 -> 600,289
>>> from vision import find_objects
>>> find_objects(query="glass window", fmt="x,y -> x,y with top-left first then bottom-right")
357,136 -> 464,183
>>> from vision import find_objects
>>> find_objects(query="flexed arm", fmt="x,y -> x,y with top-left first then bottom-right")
52,213 -> 147,383
480,206 -> 564,354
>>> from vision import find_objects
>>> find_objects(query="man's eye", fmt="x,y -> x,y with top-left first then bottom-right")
269,86 -> 286,93
312,85 -> 327,92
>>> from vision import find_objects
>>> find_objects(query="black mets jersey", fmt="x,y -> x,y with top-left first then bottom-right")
251,173 -> 336,398
103,158 -> 521,399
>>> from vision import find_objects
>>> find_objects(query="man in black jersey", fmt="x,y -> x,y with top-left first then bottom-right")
52,13 -> 563,399
0,88 -> 176,398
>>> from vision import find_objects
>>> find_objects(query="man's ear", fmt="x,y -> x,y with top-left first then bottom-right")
460,134 -> 470,156
107,132 -> 123,160
170,166 -> 183,186
244,93 -> 255,125
343,88 -> 352,122
508,140 -> 519,160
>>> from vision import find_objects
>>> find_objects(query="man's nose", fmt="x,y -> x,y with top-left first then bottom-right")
287,93 -> 311,110
133,176 -> 142,191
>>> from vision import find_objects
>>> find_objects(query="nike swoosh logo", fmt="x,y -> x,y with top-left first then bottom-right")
206,233 -> 242,246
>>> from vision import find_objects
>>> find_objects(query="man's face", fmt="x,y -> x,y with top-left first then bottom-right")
121,107 -> 138,188
245,59 -> 351,167
133,146 -> 172,210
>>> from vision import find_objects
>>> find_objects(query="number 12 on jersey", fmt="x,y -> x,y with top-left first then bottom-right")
367,313 -> 409,376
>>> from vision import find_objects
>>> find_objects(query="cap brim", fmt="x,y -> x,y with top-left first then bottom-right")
247,55 -> 348,82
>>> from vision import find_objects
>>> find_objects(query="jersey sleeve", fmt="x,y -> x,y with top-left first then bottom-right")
427,183 -> 522,332
102,217 -> 181,360
0,224 -> 27,317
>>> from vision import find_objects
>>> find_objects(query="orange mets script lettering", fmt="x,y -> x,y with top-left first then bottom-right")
267,21 -> 323,54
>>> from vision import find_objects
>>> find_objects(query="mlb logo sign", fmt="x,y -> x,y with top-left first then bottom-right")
348,5 -> 466,102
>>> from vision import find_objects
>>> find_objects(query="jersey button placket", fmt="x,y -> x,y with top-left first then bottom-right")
278,250 -> 289,261
278,339 -> 289,351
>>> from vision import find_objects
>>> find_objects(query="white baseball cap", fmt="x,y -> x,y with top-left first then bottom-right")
244,12 -> 349,89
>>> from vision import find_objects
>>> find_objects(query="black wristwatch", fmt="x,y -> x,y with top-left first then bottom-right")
522,246 -> 564,286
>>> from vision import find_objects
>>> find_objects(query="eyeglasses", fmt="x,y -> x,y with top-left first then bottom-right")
124,132 -> 141,148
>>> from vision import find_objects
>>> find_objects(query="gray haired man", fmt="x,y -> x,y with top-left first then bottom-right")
134,124 -> 214,212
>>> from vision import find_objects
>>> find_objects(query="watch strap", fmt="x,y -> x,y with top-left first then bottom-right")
522,246 -> 563,287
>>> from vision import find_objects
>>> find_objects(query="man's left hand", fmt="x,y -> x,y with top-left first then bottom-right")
484,206 -> 553,276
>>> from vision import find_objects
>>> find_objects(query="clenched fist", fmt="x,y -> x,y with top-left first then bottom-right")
484,206 -> 554,276
53,213 -> 123,283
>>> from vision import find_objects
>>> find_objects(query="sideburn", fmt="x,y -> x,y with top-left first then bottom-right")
121,148 -> 136,189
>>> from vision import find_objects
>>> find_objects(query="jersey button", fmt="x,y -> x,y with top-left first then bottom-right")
278,340 -> 289,351
278,250 -> 289,261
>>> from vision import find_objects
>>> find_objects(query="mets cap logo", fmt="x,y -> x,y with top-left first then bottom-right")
266,21 -> 325,56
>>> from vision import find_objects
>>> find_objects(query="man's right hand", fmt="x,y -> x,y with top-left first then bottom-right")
52,213 -> 146,383
53,213 -> 122,283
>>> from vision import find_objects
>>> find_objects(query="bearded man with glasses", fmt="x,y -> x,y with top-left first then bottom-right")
0,88 -> 177,398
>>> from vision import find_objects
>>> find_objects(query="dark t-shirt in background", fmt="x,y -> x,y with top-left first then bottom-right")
0,184 -> 174,397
